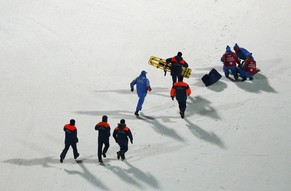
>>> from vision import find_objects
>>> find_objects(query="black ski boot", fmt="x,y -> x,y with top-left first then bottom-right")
121,154 -> 126,161
74,153 -> 80,160
134,110 -> 139,116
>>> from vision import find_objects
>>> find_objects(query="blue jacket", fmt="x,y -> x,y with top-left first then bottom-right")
130,72 -> 150,98
234,44 -> 250,60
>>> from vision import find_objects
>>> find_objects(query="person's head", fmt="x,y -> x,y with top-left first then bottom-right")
102,115 -> 108,122
141,70 -> 147,76
226,45 -> 231,53
178,75 -> 183,82
233,43 -> 240,52
246,53 -> 253,60
120,119 -> 125,124
70,119 -> 75,126
177,52 -> 182,57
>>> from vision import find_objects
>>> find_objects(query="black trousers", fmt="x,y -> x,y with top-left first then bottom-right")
177,100 -> 187,113
98,140 -> 109,160
60,143 -> 79,159
172,75 -> 184,85
117,140 -> 128,158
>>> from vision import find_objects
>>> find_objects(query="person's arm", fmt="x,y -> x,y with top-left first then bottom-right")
130,78 -> 137,91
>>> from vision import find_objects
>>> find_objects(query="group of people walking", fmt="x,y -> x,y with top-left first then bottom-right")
60,117 -> 133,164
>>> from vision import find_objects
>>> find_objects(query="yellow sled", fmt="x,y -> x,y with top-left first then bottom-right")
148,56 -> 192,78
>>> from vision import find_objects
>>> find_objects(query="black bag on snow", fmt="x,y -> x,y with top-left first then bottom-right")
201,68 -> 222,86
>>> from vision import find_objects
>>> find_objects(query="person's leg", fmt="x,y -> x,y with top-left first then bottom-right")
231,67 -> 238,80
117,142 -> 121,160
119,141 -> 128,160
103,141 -> 110,157
97,141 -> 103,162
223,67 -> 230,77
172,75 -> 177,85
238,69 -> 247,81
178,100 -> 186,118
135,96 -> 145,116
71,143 -> 79,159
60,144 -> 70,162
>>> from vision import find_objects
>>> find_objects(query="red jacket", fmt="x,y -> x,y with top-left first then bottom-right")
221,52 -> 238,67
244,58 -> 257,74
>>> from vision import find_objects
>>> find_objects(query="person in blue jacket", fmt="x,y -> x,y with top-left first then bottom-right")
130,70 -> 152,116
233,43 -> 251,68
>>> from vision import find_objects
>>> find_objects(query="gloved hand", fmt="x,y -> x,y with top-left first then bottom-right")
130,140 -> 133,144
171,96 -> 174,100
147,86 -> 152,92
131,88 -> 134,92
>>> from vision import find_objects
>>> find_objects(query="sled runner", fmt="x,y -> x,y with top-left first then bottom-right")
148,56 -> 192,78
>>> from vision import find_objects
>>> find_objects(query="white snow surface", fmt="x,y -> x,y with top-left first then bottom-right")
1,0 -> 291,190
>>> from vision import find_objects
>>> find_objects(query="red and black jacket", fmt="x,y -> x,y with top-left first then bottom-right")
170,81 -> 191,101
166,56 -> 188,76
64,124 -> 78,144
95,121 -> 111,141
113,124 -> 133,143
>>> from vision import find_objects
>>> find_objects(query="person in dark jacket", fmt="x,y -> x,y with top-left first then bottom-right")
166,52 -> 189,84
95,115 -> 111,163
60,119 -> 79,163
170,76 -> 192,119
113,119 -> 133,161
130,70 -> 152,116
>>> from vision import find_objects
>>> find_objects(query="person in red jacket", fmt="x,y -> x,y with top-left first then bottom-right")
238,53 -> 257,81
170,76 -> 191,119
221,46 -> 239,80
166,52 -> 189,84
60,119 -> 79,163
95,115 -> 111,163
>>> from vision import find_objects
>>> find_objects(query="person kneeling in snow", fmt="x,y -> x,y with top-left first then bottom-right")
221,46 -> 239,80
237,53 -> 257,81
130,70 -> 152,116
233,43 -> 251,68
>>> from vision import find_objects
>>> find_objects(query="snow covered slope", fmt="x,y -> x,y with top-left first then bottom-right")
1,0 -> 291,190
